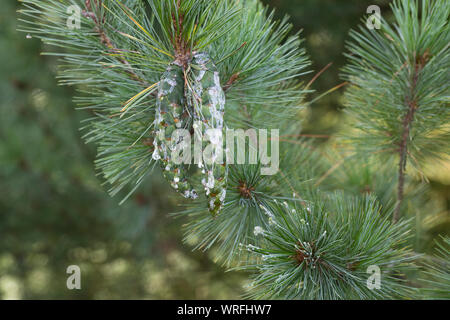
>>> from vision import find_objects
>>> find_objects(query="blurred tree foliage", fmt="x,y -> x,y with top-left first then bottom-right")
1,0 -> 448,299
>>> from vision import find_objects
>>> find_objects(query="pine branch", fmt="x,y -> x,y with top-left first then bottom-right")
82,0 -> 151,87
175,140 -> 328,266
342,0 -> 450,222
18,0 -> 311,203
18,0 -> 434,300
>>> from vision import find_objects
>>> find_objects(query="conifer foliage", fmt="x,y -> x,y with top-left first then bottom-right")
342,0 -> 450,222
19,0 -> 449,299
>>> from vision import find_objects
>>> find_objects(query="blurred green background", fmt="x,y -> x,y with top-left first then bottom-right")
1,0 -> 448,299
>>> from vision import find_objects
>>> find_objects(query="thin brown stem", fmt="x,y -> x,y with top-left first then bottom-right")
394,96 -> 417,222
223,72 -> 240,92
171,1 -> 192,68
305,62 -> 333,90
393,51 -> 430,223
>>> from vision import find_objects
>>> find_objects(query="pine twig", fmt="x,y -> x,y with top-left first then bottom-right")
82,0 -> 150,87
393,51 -> 430,223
